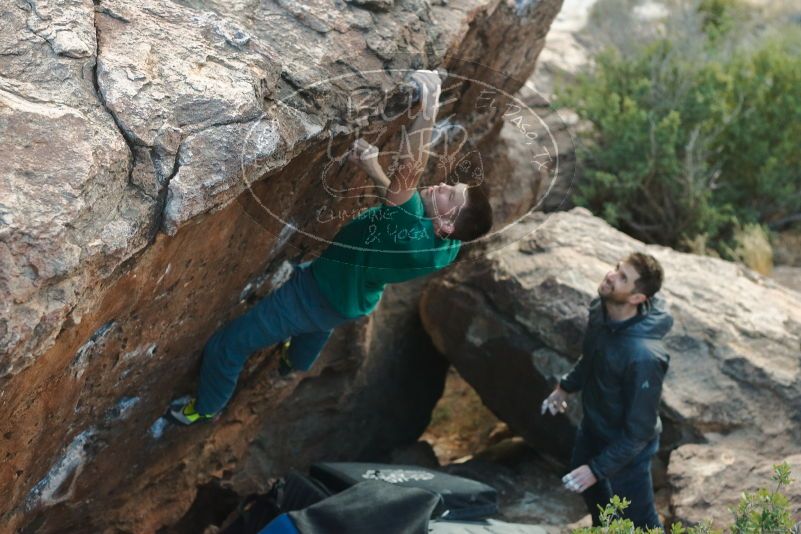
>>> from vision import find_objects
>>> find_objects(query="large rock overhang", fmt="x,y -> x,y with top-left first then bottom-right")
1,0 -> 563,530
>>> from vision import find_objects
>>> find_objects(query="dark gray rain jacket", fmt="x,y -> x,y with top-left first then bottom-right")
559,295 -> 673,480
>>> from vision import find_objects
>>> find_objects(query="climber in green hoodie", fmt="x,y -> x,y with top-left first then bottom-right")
170,70 -> 494,425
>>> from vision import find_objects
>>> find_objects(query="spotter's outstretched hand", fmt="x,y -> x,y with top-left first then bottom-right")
541,384 -> 569,416
562,465 -> 598,493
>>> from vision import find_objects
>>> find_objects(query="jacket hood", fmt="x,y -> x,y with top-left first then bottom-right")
591,294 -> 674,339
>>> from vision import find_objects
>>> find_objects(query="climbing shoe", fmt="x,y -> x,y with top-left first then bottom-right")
167,398 -> 215,426
278,339 -> 294,377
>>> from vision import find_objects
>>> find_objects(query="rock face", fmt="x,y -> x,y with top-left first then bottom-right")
1,0 -> 563,531
419,208 -> 801,526
668,445 -> 801,528
773,266 -> 801,293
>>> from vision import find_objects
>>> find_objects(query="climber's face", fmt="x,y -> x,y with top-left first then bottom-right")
598,260 -> 646,306
421,182 -> 468,238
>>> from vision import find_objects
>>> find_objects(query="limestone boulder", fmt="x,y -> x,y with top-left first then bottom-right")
668,444 -> 801,528
773,265 -> 801,294
0,0 -> 152,377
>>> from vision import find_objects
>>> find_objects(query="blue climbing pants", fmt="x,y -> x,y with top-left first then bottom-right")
196,265 -> 351,415
571,426 -> 662,529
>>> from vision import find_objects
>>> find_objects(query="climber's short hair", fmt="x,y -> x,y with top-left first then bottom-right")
626,252 -> 664,298
450,185 -> 493,242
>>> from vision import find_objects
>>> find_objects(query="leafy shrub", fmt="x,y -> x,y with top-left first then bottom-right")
572,494 -> 717,534
731,462 -> 796,534
558,0 -> 801,264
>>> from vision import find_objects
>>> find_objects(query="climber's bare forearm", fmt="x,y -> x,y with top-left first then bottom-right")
367,165 -> 392,200
403,108 -> 437,179
350,138 -> 393,200
386,71 -> 441,205
384,106 -> 436,205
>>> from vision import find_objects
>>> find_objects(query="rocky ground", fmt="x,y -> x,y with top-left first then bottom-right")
422,369 -> 590,532
422,368 -> 506,464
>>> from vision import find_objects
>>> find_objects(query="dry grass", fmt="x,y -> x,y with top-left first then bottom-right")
684,224 -> 775,275
732,224 -> 774,275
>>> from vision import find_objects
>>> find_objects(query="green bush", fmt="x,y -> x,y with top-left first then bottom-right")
558,0 -> 801,261
731,463 -> 796,534
570,463 -> 796,534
